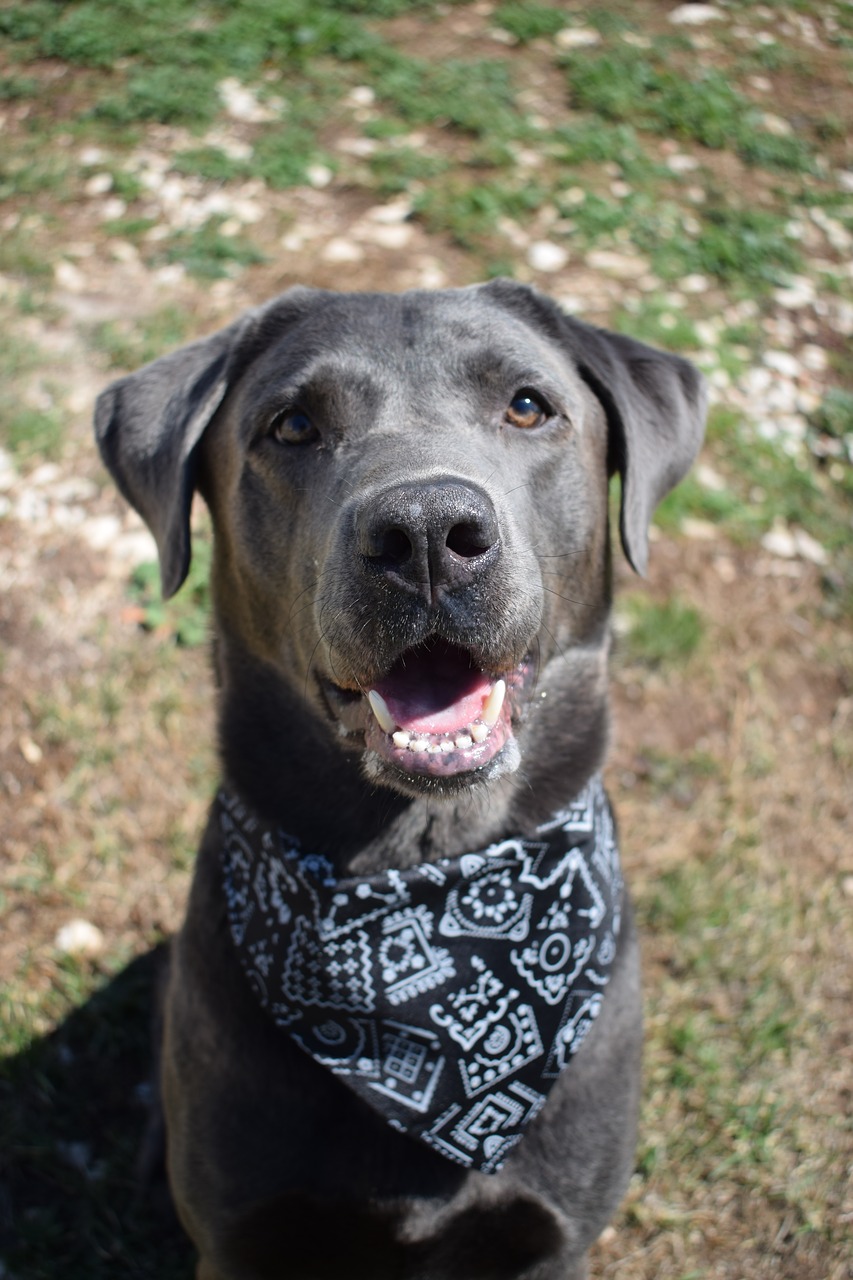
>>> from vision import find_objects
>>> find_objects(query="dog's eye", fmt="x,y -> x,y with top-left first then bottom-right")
505,391 -> 549,430
269,407 -> 318,445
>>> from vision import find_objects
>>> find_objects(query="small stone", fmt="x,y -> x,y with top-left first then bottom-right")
555,27 -> 600,48
713,555 -> 737,584
368,199 -> 413,225
218,78 -> 278,124
696,464 -> 726,492
54,259 -> 86,292
680,273 -> 709,293
19,735 -> 43,765
346,86 -> 375,108
586,249 -> 648,278
54,919 -> 105,956
764,350 -> 801,379
79,513 -> 122,551
666,153 -> 699,174
793,529 -> 828,566
336,136 -> 376,157
527,241 -> 568,273
79,146 -> 106,166
669,4 -> 724,24
800,344 -> 827,372
322,238 -> 364,264
306,164 -> 333,189
761,520 -> 797,559
362,223 -> 413,250
84,172 -> 113,197
681,518 -> 716,540
760,112 -> 792,137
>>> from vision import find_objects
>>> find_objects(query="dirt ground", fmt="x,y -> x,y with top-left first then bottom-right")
1,2 -> 852,1278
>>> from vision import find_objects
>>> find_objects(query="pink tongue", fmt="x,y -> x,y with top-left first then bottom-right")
376,647 -> 491,735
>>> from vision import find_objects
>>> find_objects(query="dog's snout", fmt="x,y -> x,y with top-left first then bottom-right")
359,479 -> 500,596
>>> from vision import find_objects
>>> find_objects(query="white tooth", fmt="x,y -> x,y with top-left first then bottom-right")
481,679 -> 506,727
411,738 -> 429,753
455,734 -> 473,750
427,744 -> 441,754
392,730 -> 411,749
439,739 -> 454,753
471,722 -> 489,743
367,690 -> 396,734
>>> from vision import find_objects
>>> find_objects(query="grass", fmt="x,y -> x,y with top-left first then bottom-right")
616,596 -> 705,669
90,306 -> 193,371
128,533 -> 213,647
0,332 -> 65,460
563,47 -> 818,174
0,2 -> 852,1277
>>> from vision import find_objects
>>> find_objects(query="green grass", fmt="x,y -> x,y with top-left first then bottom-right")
493,3 -> 568,43
91,306 -> 193,371
617,596 -> 705,669
563,48 -> 817,174
163,219 -> 268,280
129,535 -> 213,646
0,332 -> 65,460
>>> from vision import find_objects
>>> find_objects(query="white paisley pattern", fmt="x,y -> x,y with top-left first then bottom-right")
219,775 -> 622,1174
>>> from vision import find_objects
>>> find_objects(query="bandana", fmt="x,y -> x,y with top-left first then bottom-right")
219,775 -> 621,1174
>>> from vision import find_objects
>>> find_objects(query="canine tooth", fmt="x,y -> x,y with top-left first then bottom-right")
439,740 -> 454,753
470,722 -> 489,743
427,744 -> 441,754
367,690 -> 396,734
411,739 -> 429,753
392,730 -> 411,749
481,679 -> 506,727
455,734 -> 473,750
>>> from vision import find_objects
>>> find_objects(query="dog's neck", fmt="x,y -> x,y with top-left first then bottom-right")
214,636 -> 611,873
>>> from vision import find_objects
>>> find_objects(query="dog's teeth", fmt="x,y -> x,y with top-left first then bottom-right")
439,739 -> 454,753
427,744 -> 441,754
481,679 -> 506,727
367,690 -> 396,734
411,738 -> 429,753
455,734 -> 473,749
470,722 -> 489,743
392,730 -> 411,749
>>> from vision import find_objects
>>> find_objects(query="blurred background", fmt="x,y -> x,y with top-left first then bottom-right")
0,1 -> 851,1277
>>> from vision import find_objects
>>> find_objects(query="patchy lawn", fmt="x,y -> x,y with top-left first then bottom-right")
1,1 -> 851,1276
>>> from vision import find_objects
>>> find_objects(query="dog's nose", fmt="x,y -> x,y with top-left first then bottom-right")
358,479 -> 500,596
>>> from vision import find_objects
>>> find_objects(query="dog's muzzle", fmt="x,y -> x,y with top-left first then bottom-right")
320,477 -> 537,788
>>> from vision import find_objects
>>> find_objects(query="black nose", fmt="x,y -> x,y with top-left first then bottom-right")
358,479 -> 500,597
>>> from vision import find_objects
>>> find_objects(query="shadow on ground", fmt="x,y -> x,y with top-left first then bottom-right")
0,947 -> 194,1280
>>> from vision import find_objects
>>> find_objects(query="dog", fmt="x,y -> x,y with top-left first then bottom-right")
95,280 -> 706,1280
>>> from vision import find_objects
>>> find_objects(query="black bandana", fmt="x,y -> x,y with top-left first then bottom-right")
219,775 -> 622,1174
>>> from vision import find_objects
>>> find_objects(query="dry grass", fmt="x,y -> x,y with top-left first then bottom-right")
1,1 -> 851,1276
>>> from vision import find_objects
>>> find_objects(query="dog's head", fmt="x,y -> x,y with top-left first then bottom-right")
96,282 -> 705,801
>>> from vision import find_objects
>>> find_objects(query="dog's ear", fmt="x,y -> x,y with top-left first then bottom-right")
94,312 -> 257,599
560,316 -> 708,575
481,280 -> 707,575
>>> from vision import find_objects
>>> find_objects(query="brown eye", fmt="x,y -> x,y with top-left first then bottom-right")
505,390 -> 548,430
270,407 -> 318,445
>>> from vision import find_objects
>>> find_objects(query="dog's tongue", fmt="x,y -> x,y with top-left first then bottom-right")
375,644 -> 491,735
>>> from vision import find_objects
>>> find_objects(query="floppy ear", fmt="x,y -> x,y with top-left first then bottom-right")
559,318 -> 707,575
94,311 -> 257,598
481,280 -> 707,575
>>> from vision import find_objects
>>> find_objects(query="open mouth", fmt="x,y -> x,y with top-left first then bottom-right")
329,640 -> 531,782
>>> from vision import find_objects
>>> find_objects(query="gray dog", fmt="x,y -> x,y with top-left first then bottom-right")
95,280 -> 705,1280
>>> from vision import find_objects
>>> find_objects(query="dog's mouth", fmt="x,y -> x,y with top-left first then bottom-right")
323,640 -> 532,783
